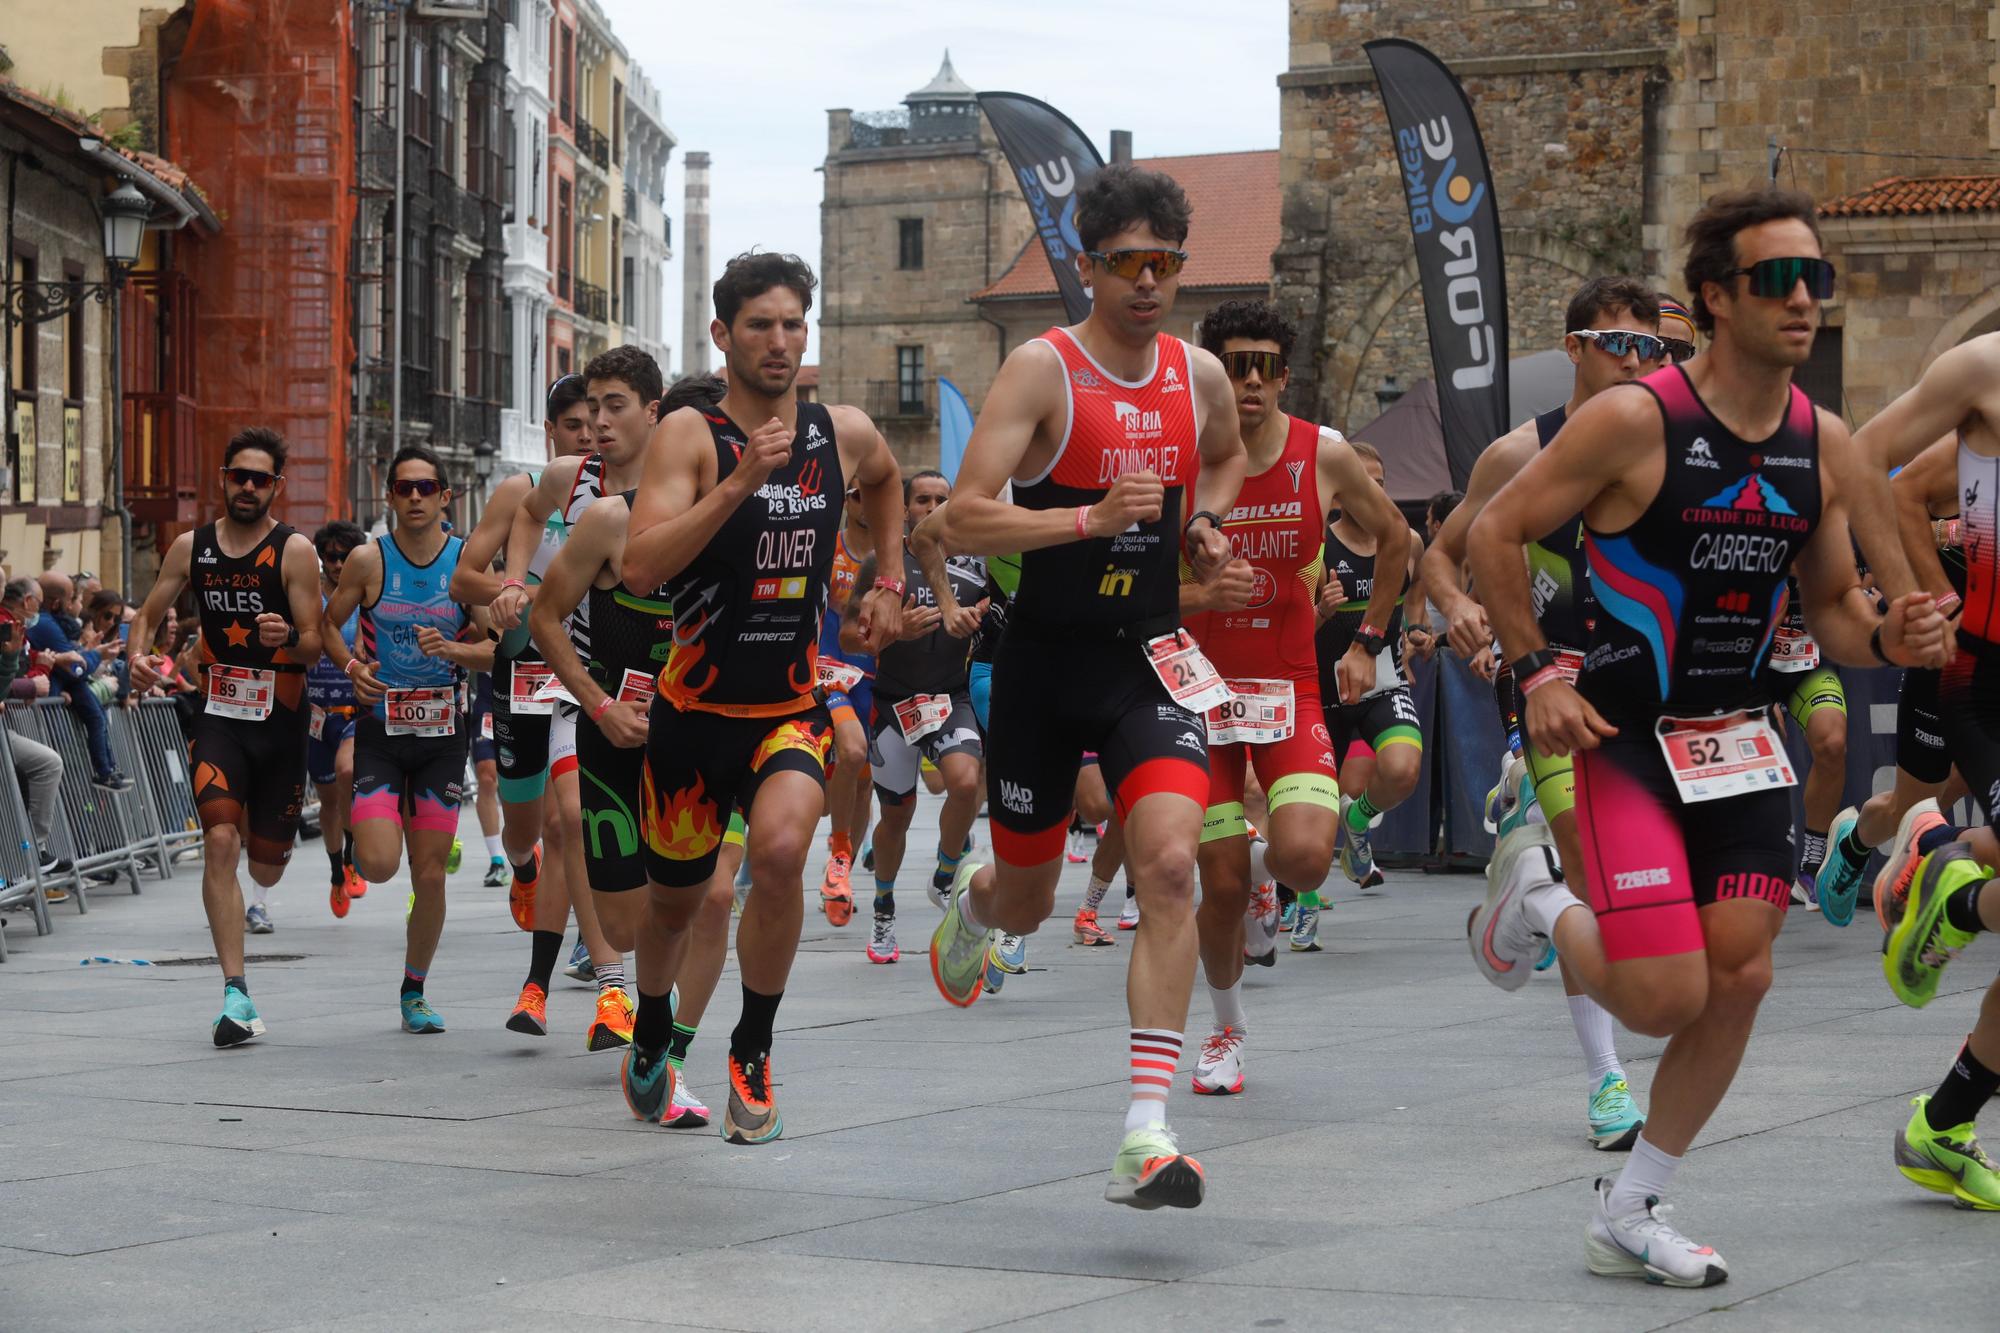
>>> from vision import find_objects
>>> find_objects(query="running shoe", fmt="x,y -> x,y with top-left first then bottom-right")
212,984 -> 265,1048
722,1050 -> 783,1144
1469,821 -> 1560,992
1104,1125 -> 1205,1210
820,858 -> 855,928
245,902 -> 274,934
665,1075 -> 711,1129
1066,825 -> 1089,865
344,864 -> 367,899
1192,1026 -> 1245,1095
867,913 -> 900,964
588,987 -> 636,1052
506,981 -> 549,1037
400,994 -> 446,1034
928,866 -> 954,912
621,1044 -> 674,1124
92,770 -> 134,792
1534,940 -> 1559,972
509,846 -> 541,932
41,882 -> 70,905
1243,882 -> 1279,966
1790,870 -> 1820,911
822,849 -> 853,897
1587,1072 -> 1644,1151
930,859 -> 994,1008
1894,1094 -> 2000,1210
481,858 -> 507,888
446,838 -> 463,874
1290,903 -> 1321,952
1072,906 -> 1116,947
1584,1177 -> 1727,1287
1883,843 -> 1985,1009
982,932 -> 1027,995
861,840 -> 875,873
563,939 -> 596,983
329,875 -> 350,920
1340,820 -> 1383,890
1118,892 -> 1140,931
1875,797 -> 1943,931
1279,892 -> 1296,932
1818,805 -> 1867,928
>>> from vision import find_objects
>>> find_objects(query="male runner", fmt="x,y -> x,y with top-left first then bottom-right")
488,345 -> 662,1046
935,165 -> 1249,1208
817,483 -> 876,924
1465,190 -> 1944,1283
1182,298 -> 1406,1091
1313,440 -> 1426,921
1423,275 -> 1662,1148
1762,576 -> 1850,908
1853,333 -> 2000,1208
622,250 -> 904,1140
322,445 -> 494,1033
308,520 -> 369,917
127,428 -> 324,1045
844,469 -> 986,966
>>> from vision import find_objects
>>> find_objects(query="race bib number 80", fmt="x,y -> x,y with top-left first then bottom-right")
1206,678 -> 1295,745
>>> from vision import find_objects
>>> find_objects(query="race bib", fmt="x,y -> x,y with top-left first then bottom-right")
1551,648 -> 1584,684
817,657 -> 865,692
480,710 -> 494,741
1207,678 -> 1295,745
204,664 -> 275,721
893,692 -> 953,744
385,686 -> 456,737
310,703 -> 327,740
1144,630 -> 1231,713
617,667 -> 657,706
1768,628 -> 1820,673
1654,709 -> 1796,804
508,661 -> 556,716
532,672 -> 579,708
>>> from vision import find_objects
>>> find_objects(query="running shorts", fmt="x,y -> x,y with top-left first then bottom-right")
868,691 -> 983,804
351,713 -> 470,834
983,630 -> 1209,866
307,705 -> 357,788
1202,694 -> 1341,843
575,714 -> 648,893
549,703 -> 580,782
640,701 -> 833,889
1325,687 -> 1423,764
1939,642 -> 2000,819
1897,666 -> 1951,786
969,660 -> 993,732
492,657 -> 553,804
190,707 -> 309,865
1780,666 -> 1847,729
468,671 -> 496,765
1572,725 -> 1794,964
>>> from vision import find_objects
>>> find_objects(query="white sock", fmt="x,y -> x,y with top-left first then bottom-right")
1125,1029 -> 1181,1132
1606,1135 -> 1681,1217
1207,980 -> 1247,1031
957,882 -> 986,932
1521,879 -> 1584,940
1568,994 -> 1622,1083
484,834 -> 504,860
1083,875 -> 1113,911
1248,838 -> 1271,886
251,880 -> 270,909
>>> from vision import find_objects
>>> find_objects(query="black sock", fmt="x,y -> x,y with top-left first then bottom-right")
667,1020 -> 697,1067
731,984 -> 783,1060
224,974 -> 247,996
526,930 -> 562,989
1276,882 -> 1297,909
343,832 -> 354,868
1918,824 -> 1963,857
400,967 -> 425,998
1945,879 -> 1991,935
1837,825 -> 1871,865
632,988 -> 674,1053
326,846 -> 344,880
1926,1041 -> 2000,1130
512,847 -> 538,875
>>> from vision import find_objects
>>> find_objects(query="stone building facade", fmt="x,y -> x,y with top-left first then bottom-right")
1278,1 -> 2000,441
819,54 -> 1032,469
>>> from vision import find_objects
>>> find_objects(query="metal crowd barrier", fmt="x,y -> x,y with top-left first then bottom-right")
0,720 -> 58,958
126,698 -> 204,863
13,698 -> 147,900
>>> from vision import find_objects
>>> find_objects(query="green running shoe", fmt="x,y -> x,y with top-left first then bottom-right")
1587,1071 -> 1644,1151
1895,1096 -> 2000,1210
212,984 -> 265,1048
446,838 -> 463,873
1104,1125 -> 1205,1210
400,993 -> 446,1034
1883,844 -> 1985,1009
929,860 -> 994,1007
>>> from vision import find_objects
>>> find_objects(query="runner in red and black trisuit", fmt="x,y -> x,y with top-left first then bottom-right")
938,165 -> 1248,1210
621,250 -> 904,1144
128,427 -> 325,1047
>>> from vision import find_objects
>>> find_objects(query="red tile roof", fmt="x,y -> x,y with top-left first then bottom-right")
0,77 -> 212,217
796,364 -> 821,389
1820,174 -> 2000,218
973,149 -> 1279,301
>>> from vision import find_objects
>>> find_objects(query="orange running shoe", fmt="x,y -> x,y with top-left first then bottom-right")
344,864 -> 368,900
1071,907 -> 1116,946
329,875 -> 350,920
508,845 -> 540,931
505,981 -> 548,1036
820,853 -> 854,927
587,986 -> 635,1052
1875,798 -> 1944,931
723,1050 -> 783,1144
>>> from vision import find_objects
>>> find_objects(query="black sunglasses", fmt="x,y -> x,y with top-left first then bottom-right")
224,466 -> 278,491
1087,248 -> 1188,280
1727,256 -> 1836,300
390,477 -> 444,499
319,545 -> 357,564
1219,350 -> 1285,381
1660,336 -> 1697,363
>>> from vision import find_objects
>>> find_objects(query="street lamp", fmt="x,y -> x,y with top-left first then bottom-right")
2,181 -> 151,323
1374,373 -> 1405,414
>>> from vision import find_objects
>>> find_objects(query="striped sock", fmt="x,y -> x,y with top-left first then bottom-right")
1083,874 -> 1113,911
1347,793 -> 1381,834
874,877 -> 895,917
400,966 -> 425,998
667,1020 -> 697,1070
1125,1028 -> 1182,1132
595,958 -> 626,994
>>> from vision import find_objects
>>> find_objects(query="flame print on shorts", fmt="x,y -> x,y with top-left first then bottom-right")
642,768 -> 724,862
751,718 -> 832,774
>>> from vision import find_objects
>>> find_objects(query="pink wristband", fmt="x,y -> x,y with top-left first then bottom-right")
1075,505 -> 1092,538
501,578 -> 526,592
1937,592 -> 1963,618
591,694 -> 615,722
1520,663 -> 1566,696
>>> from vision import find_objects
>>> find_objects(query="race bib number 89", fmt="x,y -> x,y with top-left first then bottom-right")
205,664 -> 275,721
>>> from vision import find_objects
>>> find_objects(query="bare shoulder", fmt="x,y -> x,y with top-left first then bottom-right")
826,403 -> 881,449
1563,381 -> 1662,443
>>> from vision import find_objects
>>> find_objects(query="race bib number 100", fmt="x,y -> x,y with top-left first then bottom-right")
385,686 -> 456,737
1654,709 -> 1796,804
1144,630 -> 1231,713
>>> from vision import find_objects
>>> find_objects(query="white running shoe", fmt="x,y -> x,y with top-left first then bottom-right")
664,1075 -> 711,1129
1191,1025 -> 1245,1095
1118,892 -> 1140,931
1469,821 -> 1562,992
1584,1177 -> 1727,1288
1243,882 -> 1280,965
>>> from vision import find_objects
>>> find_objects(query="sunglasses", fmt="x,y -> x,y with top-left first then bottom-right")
1660,336 -> 1697,363
1726,256 -> 1836,300
1219,350 -> 1285,381
1087,248 -> 1188,281
1569,329 -> 1666,362
390,477 -> 444,499
319,545 -> 357,564
224,466 -> 278,490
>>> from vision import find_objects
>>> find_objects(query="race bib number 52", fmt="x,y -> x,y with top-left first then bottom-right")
1654,709 -> 1796,804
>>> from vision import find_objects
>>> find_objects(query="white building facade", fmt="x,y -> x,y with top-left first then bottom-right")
498,0 -> 556,479
621,64 -> 676,377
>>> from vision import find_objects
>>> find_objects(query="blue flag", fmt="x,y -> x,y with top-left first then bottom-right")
938,377 -> 975,483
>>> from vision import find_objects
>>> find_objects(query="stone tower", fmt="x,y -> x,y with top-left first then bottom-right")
681,150 -> 711,375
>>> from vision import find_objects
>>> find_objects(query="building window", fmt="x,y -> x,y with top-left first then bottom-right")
408,34 -> 429,140
7,246 -> 34,504
558,24 -> 573,125
897,345 -> 925,414
556,345 -> 571,377
62,261 -> 84,402
501,110 -> 516,222
611,79 -> 623,163
439,57 -> 456,178
623,255 -> 635,332
898,218 -> 923,270
557,180 -> 572,301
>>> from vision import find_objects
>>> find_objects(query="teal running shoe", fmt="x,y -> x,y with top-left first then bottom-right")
1534,940 -> 1559,972
1884,844 -> 1986,1009
930,860 -> 994,1007
399,993 -> 446,1034
212,984 -> 265,1048
563,939 -> 595,983
1587,1071 -> 1644,1151
1818,805 -> 1866,927
621,1044 -> 674,1124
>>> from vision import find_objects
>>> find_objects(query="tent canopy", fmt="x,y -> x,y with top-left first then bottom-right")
1350,349 -> 1576,503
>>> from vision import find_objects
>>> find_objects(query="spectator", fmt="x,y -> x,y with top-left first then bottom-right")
84,590 -> 130,704
28,572 -> 132,790
0,578 -> 75,894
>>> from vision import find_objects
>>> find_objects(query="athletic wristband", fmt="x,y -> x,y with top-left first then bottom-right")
1936,591 -> 1963,618
1870,624 -> 1892,665
1520,663 -> 1567,696
343,657 -> 366,678
874,577 -> 906,599
282,626 -> 300,649
1075,505 -> 1092,538
1352,623 -> 1386,652
590,694 -> 615,723
1509,647 -> 1561,683
1184,510 -> 1224,538
501,578 -> 526,592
